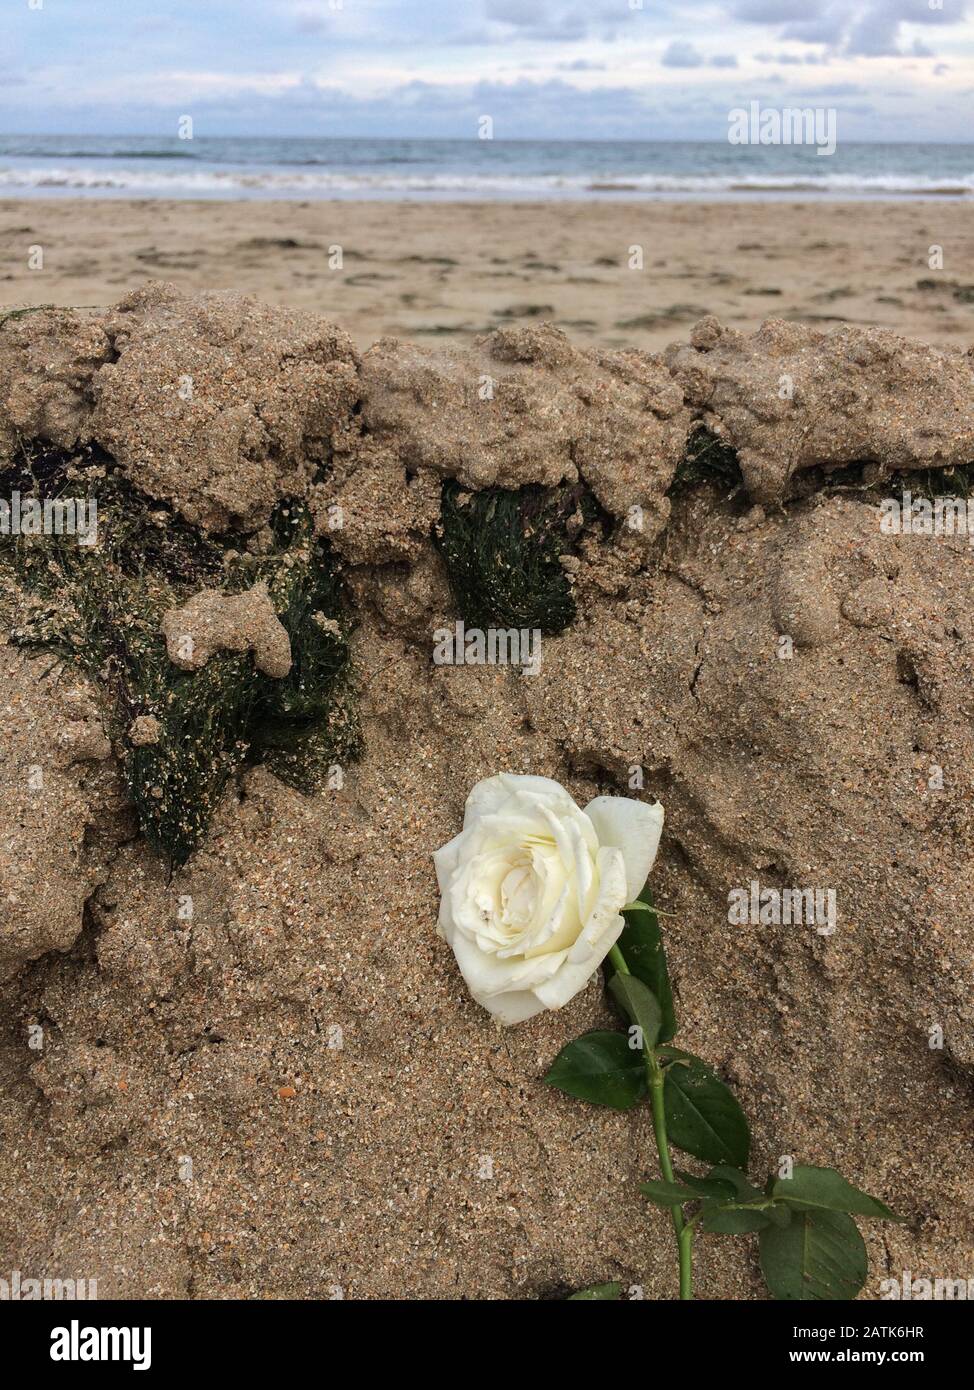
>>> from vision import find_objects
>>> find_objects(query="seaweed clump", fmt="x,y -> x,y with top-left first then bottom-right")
669,427 -> 743,498
0,443 -> 360,867
671,428 -> 974,510
816,458 -> 974,503
436,481 -> 599,635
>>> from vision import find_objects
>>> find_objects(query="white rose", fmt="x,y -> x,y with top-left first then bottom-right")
433,774 -> 664,1025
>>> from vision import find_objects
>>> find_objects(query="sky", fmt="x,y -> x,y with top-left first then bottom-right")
0,0 -> 971,142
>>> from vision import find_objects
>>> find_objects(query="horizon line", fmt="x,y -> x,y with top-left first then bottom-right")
3,132 -> 974,148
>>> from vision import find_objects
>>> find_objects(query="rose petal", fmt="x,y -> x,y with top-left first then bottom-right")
432,831 -> 466,894
583,797 -> 664,902
464,773 -> 579,827
534,847 -> 627,1009
470,988 -> 545,1026
532,918 -> 624,1011
448,926 -> 567,1017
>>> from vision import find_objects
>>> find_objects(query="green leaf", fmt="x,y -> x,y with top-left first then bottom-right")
685,1165 -> 775,1233
759,1209 -> 867,1300
606,885 -> 677,1042
707,1165 -> 763,1200
639,1179 -> 701,1208
701,1204 -> 774,1234
663,1054 -> 750,1169
771,1166 -> 904,1222
543,1031 -> 647,1110
607,972 -> 662,1050
673,1168 -> 738,1200
568,1282 -> 624,1301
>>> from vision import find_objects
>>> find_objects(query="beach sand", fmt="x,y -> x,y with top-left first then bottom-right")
2,197 -> 972,353
3,283 -> 974,1297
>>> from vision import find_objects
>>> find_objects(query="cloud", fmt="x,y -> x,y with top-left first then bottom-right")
734,0 -> 971,58
756,50 -> 825,63
731,0 -> 816,19
484,0 -> 540,20
477,0 -> 638,41
2,65 -> 965,143
662,39 -> 703,67
801,81 -> 866,95
846,5 -> 903,56
2,0 -> 973,142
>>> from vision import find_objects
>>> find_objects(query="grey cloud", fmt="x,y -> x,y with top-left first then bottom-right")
780,6 -> 849,47
662,39 -> 704,67
484,0 -> 543,21
756,49 -> 826,64
731,0 -> 820,19
846,5 -> 902,56
1,69 -> 961,142
801,81 -> 866,94
481,0 -> 637,38
734,0 -> 970,58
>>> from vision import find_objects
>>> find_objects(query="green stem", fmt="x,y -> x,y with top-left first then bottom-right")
609,941 -> 694,1301
607,943 -> 631,975
677,1222 -> 695,1300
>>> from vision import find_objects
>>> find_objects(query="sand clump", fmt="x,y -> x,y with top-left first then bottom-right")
0,307 -> 114,460
0,288 -> 973,1300
162,581 -> 292,678
93,283 -> 358,531
0,647 -> 120,980
310,439 -> 442,566
668,316 -> 974,504
359,325 -> 690,547
128,714 -> 162,747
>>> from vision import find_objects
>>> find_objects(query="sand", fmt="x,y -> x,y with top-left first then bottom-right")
1,287 -> 973,1300
1,198 -> 973,355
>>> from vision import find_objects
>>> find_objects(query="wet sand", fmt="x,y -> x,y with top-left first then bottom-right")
2,197 -> 972,353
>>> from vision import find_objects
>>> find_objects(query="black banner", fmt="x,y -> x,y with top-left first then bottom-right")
2,1296 -> 960,1375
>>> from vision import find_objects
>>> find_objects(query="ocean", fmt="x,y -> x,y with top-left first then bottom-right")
0,135 -> 971,201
